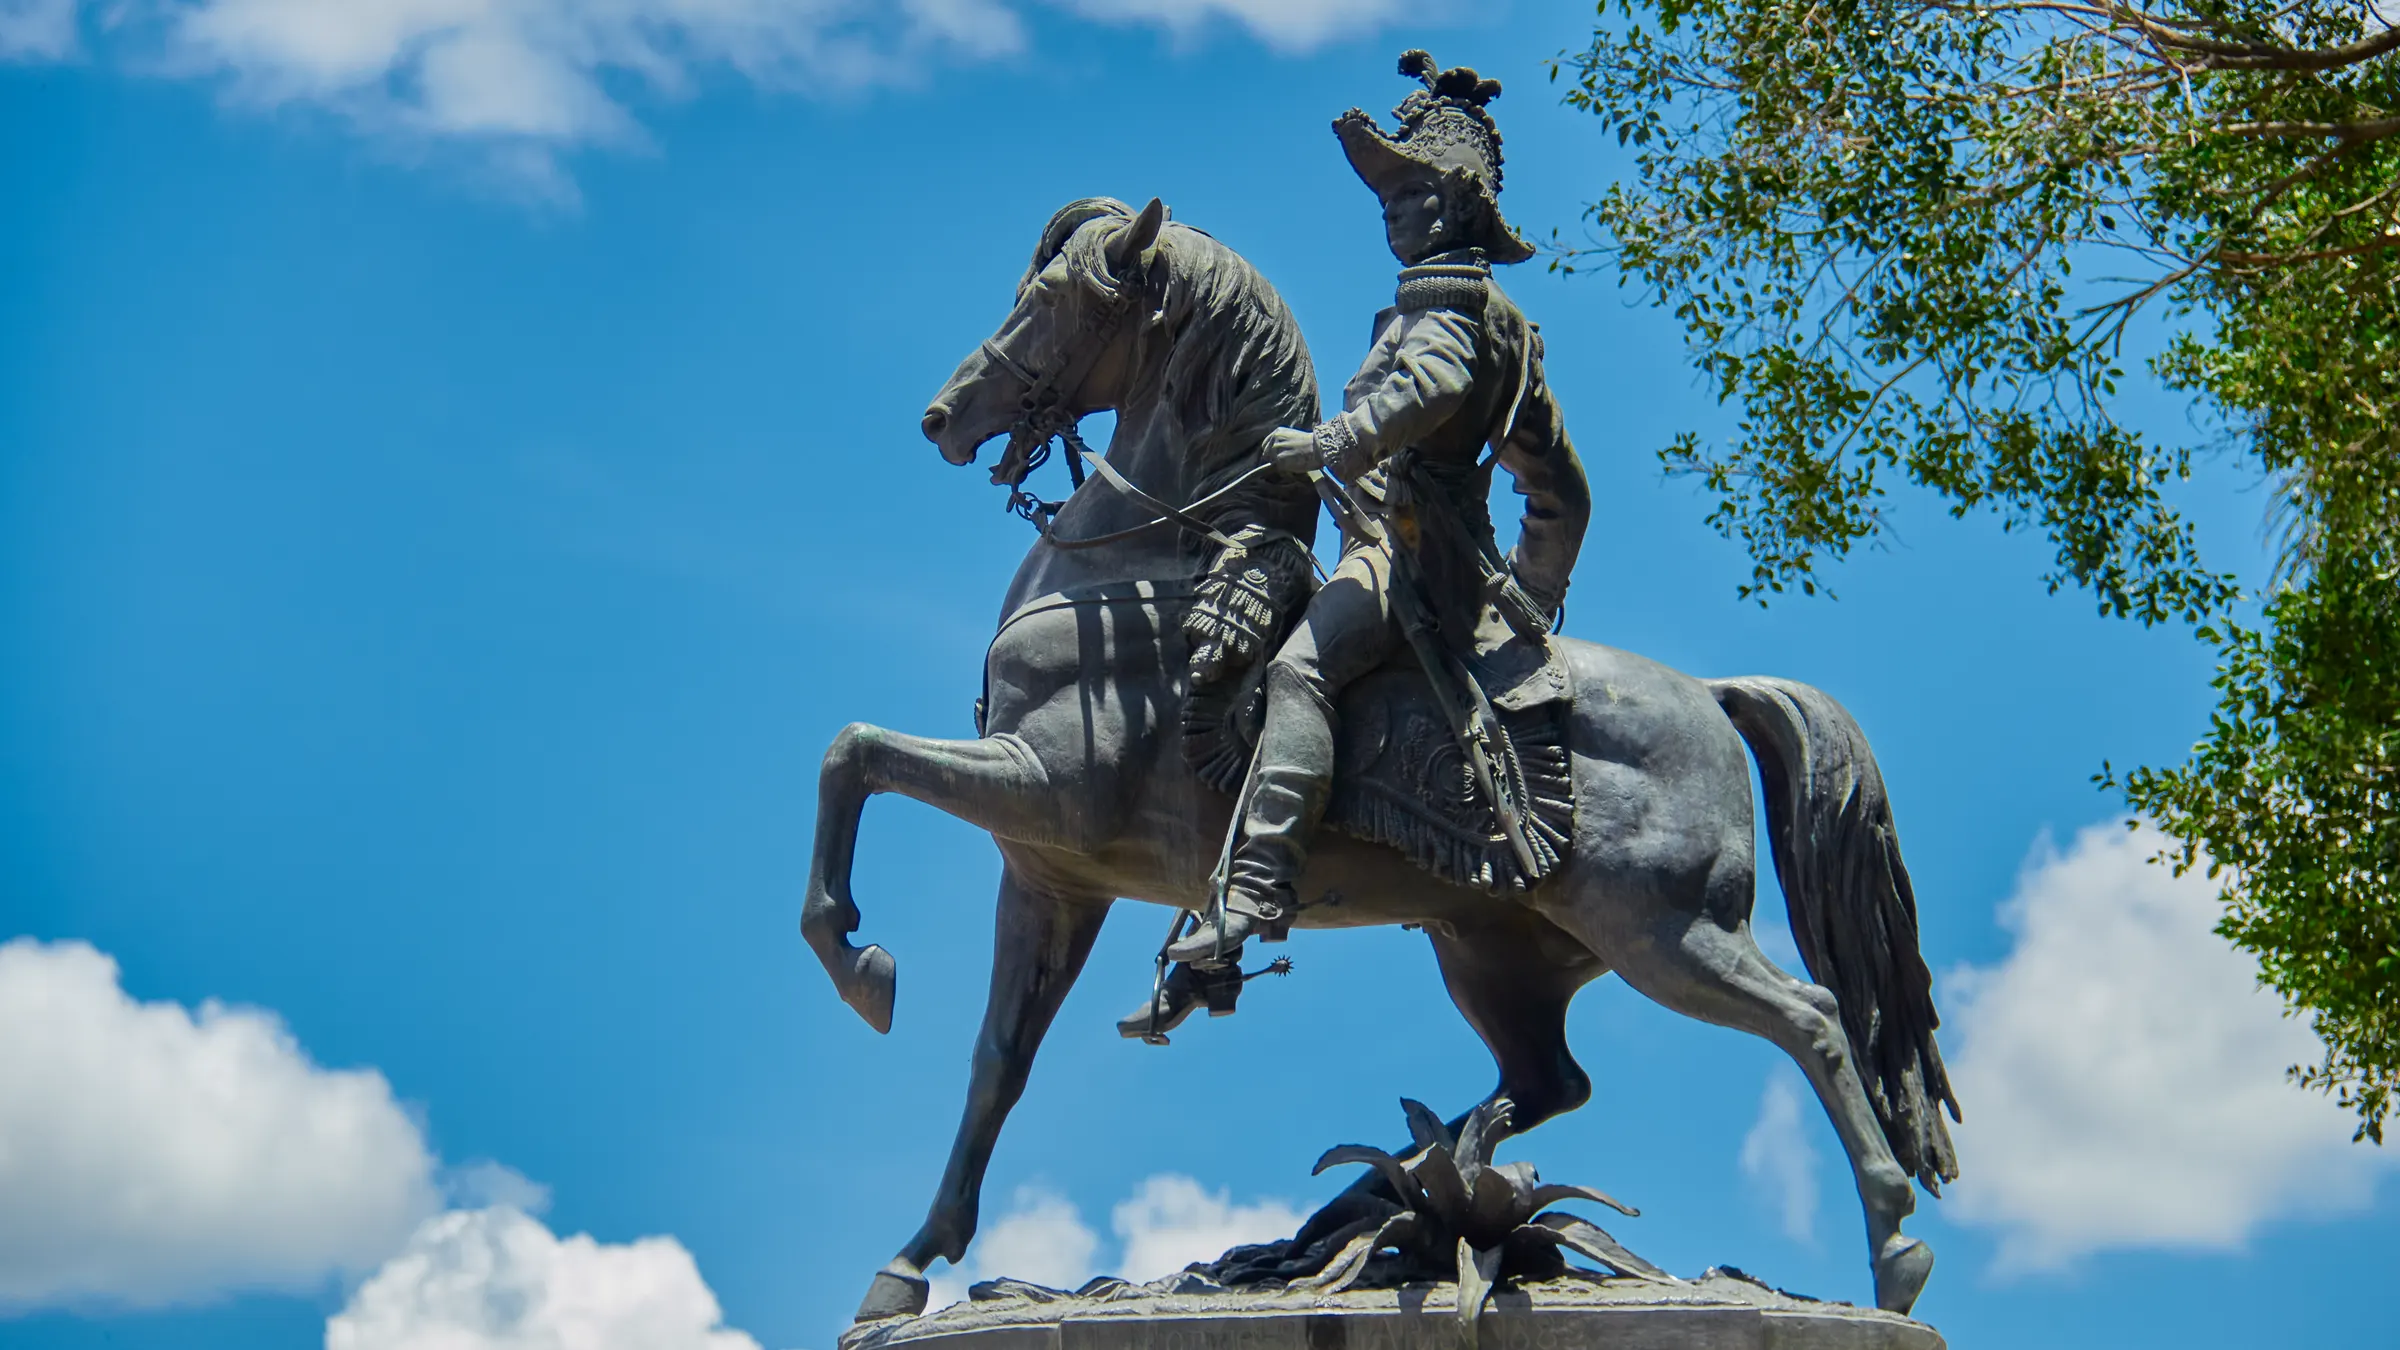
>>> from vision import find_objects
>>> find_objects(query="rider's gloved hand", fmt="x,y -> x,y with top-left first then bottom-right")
1262,427 -> 1325,476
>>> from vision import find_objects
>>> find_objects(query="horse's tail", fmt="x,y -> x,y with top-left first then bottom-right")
1708,676 -> 1962,1192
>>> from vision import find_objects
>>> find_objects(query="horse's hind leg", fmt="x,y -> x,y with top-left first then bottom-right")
1429,915 -> 1605,1135
859,868 -> 1111,1320
1541,879 -> 1929,1314
804,724 -> 1067,1033
1291,915 -> 1603,1247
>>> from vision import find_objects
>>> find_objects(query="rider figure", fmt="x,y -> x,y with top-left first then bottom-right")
1164,51 -> 1593,972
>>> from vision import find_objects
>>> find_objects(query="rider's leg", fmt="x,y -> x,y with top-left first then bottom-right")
1165,547 -> 1400,965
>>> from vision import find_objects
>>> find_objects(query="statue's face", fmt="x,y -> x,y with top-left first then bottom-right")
1382,176 -> 1449,264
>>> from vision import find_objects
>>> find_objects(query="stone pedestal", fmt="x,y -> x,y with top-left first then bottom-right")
842,1273 -> 1942,1350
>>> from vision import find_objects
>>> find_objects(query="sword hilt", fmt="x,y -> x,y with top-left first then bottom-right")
1307,469 -> 1384,545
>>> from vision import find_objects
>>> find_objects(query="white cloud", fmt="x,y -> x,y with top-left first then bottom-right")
0,0 -> 78,58
925,1269 -> 970,1311
967,1184 -> 1102,1290
0,938 -> 441,1310
8,0 -> 1409,191
1738,1070 -> 1819,1245
134,0 -> 1032,196
327,1205 -> 762,1350
1051,0 -> 1407,52
926,1183 -> 1099,1310
442,1160 -> 555,1214
0,938 -> 758,1347
926,1174 -> 1302,1310
1111,1174 -> 1305,1282
1942,822 -> 2398,1272
154,0 -> 1031,132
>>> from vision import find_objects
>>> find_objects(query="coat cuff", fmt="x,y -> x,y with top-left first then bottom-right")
1509,548 -> 1572,619
1312,416 -> 1364,478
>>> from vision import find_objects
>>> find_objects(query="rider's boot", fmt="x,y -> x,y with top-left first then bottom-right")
1166,682 -> 1335,967
1163,889 -> 1278,968
1116,959 -> 1246,1040
1167,767 -> 1322,965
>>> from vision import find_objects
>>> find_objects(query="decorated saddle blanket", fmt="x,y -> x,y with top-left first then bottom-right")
1182,553 -> 1575,895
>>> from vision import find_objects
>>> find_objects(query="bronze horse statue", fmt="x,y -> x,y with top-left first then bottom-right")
803,198 -> 1959,1320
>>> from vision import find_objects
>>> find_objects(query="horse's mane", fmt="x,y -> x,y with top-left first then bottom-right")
1024,198 -> 1321,539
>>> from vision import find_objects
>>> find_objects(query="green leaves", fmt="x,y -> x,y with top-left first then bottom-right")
2119,552 -> 2400,1141
1565,0 -> 2400,1139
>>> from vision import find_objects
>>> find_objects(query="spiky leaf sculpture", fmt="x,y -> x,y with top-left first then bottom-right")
1304,1098 -> 1673,1339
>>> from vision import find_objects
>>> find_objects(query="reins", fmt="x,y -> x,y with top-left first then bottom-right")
1048,456 -> 1258,552
978,222 -> 1323,579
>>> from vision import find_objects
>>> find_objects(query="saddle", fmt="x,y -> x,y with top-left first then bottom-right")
1182,546 -> 1574,895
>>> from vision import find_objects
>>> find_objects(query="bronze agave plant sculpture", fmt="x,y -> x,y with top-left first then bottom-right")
1301,1098 -> 1674,1337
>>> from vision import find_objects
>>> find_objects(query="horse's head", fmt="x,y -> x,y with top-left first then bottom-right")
921,197 -> 1167,469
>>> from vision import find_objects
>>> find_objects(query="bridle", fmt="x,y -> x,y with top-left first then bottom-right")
977,247 -> 1156,531
972,235 -> 1319,571
976,337 -> 1091,529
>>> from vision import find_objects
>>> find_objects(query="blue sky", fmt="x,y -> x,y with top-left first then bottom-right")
3,3 -> 2394,1349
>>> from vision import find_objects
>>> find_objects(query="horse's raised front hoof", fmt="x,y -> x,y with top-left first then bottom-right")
1873,1234 -> 1934,1316
855,1263 -> 929,1321
842,944 -> 897,1034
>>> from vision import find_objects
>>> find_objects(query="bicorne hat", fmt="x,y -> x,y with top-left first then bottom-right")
1335,50 -> 1534,265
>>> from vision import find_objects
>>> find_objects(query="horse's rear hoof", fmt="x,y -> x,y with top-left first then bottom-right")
1873,1235 -> 1934,1315
855,1264 -> 928,1321
844,944 -> 897,1034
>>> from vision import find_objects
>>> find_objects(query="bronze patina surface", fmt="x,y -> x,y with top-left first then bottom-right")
801,52 -> 1961,1332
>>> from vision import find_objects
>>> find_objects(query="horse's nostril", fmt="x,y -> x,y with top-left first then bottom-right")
921,408 -> 950,441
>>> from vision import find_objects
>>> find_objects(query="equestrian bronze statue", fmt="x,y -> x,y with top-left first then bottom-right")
802,51 -> 1960,1327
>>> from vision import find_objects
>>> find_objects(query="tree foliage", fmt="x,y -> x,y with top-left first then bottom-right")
1558,0 -> 2399,1137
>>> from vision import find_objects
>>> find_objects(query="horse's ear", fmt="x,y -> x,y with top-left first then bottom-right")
1109,197 -> 1167,272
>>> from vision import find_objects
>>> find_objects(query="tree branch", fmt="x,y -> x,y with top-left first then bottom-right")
2128,9 -> 2400,71
2218,114 -> 2400,141
2221,232 -> 2400,266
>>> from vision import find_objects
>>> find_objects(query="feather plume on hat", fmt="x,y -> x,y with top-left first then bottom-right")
1335,50 -> 1532,263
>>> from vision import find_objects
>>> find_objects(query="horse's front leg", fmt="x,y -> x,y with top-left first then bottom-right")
858,869 -> 1112,1320
803,725 -> 1065,1033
